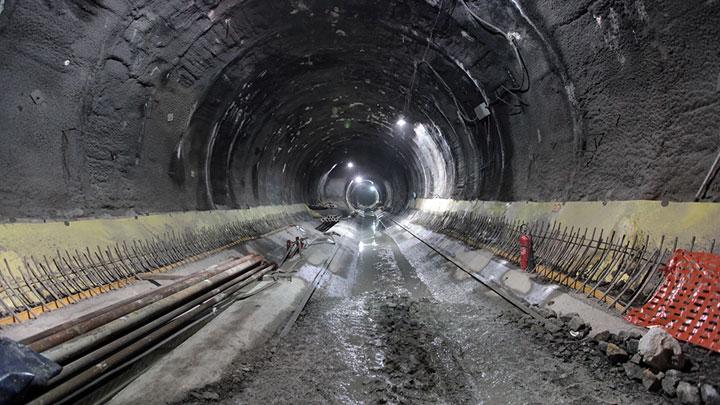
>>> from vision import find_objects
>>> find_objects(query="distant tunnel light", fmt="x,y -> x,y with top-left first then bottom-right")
347,162 -> 354,168
396,117 -> 407,127
370,186 -> 377,192
354,176 -> 363,182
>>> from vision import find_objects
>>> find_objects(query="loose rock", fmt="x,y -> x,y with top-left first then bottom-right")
544,319 -> 564,334
662,369 -> 681,397
567,315 -> 586,332
537,307 -> 557,319
593,330 -> 611,342
598,341 -> 609,353
606,343 -> 629,364
700,384 -> 720,405
618,330 -> 642,342
625,338 -> 639,354
677,381 -> 701,405
638,327 -> 683,371
559,312 -> 579,323
623,362 -> 644,381
641,369 -> 662,391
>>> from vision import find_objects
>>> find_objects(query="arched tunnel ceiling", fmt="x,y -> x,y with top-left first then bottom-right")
0,0 -> 718,219
179,0 -> 517,212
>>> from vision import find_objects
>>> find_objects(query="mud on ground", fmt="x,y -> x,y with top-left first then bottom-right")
175,220 -> 664,404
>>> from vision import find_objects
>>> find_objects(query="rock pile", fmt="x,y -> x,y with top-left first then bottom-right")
513,306 -> 720,405
638,327 -> 686,371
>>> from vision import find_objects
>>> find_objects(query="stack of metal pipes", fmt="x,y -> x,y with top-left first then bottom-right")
21,254 -> 275,404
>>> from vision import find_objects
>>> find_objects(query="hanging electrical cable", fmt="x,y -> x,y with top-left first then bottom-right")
459,0 -> 530,94
402,0 -> 447,118
402,0 -> 529,127
416,60 -> 477,122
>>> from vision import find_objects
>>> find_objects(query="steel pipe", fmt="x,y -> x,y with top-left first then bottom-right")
23,255 -> 257,350
29,264 -> 277,405
41,257 -> 263,363
50,262 -> 275,385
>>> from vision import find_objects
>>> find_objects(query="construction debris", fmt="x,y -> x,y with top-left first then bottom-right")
606,343 -> 629,364
638,327 -> 685,372
662,369 -> 681,397
678,381 -> 701,405
508,306 -> 720,404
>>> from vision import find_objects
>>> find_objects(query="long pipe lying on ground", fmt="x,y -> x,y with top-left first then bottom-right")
40,257 -> 263,363
51,262 -> 275,385
23,255 -> 258,350
28,263 -> 277,405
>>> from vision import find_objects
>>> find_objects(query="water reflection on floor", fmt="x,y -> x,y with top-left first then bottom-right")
213,215 -> 661,405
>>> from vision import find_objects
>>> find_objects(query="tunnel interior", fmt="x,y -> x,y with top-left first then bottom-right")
2,1 -> 720,404
2,0 -> 718,220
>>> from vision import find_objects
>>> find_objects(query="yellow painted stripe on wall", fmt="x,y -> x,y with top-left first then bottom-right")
416,199 -> 720,250
0,204 -> 310,271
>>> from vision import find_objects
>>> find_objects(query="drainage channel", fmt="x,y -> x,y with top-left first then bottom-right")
384,217 -> 543,321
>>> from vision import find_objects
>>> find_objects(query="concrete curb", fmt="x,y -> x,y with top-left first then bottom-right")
391,221 -> 644,337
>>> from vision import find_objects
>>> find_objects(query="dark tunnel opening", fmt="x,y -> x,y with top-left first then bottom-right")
174,0 -> 517,213
346,178 -> 384,211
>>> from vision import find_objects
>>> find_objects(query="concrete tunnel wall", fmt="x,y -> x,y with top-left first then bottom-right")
0,0 -> 719,222
416,198 -> 720,251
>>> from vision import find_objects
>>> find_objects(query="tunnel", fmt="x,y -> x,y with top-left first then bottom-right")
1,1 -> 720,404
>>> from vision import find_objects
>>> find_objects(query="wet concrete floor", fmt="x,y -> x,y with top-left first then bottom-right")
178,216 -> 661,404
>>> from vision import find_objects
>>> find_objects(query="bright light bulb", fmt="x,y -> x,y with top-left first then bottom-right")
347,162 -> 354,168
355,176 -> 363,182
396,117 -> 407,127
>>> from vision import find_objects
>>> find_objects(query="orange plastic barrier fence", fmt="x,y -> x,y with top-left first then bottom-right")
626,250 -> 720,352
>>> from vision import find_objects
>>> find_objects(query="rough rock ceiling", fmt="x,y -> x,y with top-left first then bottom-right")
0,0 -> 718,219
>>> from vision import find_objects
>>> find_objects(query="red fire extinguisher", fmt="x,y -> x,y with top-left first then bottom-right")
519,224 -> 533,271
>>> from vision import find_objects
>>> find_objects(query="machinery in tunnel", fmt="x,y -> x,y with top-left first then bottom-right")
1,0 -> 720,403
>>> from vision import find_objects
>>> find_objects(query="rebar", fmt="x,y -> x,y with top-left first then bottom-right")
0,212 -> 304,321
407,210 -> 696,312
